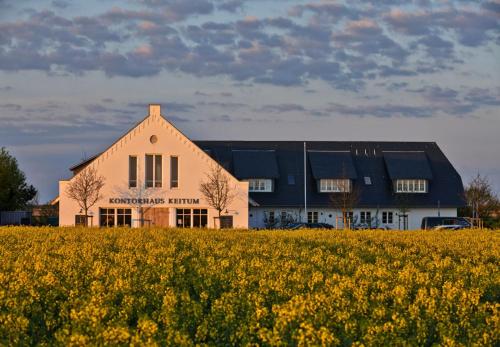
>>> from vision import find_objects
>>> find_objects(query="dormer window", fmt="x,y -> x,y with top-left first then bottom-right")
395,179 -> 427,193
246,179 -> 273,192
319,179 -> 351,193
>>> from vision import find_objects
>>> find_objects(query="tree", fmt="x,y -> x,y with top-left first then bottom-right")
199,165 -> 236,223
329,179 -> 360,229
463,174 -> 499,219
66,166 -> 105,226
114,176 -> 163,227
394,193 -> 411,230
0,147 -> 37,211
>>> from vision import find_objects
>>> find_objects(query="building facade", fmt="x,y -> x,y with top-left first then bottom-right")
58,105 -> 249,229
59,105 -> 465,230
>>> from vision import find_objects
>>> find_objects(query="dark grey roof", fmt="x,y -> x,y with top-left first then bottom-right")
232,150 -> 279,179
195,141 -> 465,209
308,151 -> 357,179
383,151 -> 433,180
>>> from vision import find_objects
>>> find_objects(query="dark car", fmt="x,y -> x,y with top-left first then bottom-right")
421,217 -> 471,230
287,222 -> 334,230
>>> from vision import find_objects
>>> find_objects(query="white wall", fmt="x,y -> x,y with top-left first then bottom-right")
59,106 -> 249,228
249,207 -> 457,230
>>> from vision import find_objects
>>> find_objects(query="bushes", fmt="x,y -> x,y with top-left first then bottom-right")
0,227 -> 498,345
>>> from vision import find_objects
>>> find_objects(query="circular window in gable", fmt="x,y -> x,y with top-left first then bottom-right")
150,135 -> 158,144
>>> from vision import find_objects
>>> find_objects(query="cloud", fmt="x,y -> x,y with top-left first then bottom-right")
128,101 -> 195,113
0,103 -> 22,111
137,0 -> 214,21
327,103 -> 434,118
0,1 -> 497,92
257,103 -> 306,113
51,0 -> 69,9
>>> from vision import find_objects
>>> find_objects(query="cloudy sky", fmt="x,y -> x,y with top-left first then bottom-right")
0,0 -> 499,202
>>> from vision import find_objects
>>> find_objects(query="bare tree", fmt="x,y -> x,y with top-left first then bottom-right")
394,193 -> 411,230
199,165 -> 236,224
329,179 -> 360,229
114,177 -> 164,227
66,166 -> 105,226
464,173 -> 499,219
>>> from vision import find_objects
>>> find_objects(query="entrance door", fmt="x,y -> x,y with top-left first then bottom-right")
144,208 -> 170,227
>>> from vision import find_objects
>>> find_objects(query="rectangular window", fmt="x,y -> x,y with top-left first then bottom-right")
268,211 -> 275,224
287,174 -> 295,185
343,211 -> 354,224
99,208 -> 131,227
360,211 -> 371,225
117,208 -> 132,227
247,179 -> 273,192
100,208 -> 115,227
145,154 -> 162,188
146,154 -> 154,188
382,211 -> 393,224
170,156 -> 179,188
129,156 -> 137,188
307,211 -> 318,223
395,179 -> 427,193
176,208 -> 192,228
192,209 -> 208,228
281,210 -> 287,221
319,179 -> 351,193
155,155 -> 162,187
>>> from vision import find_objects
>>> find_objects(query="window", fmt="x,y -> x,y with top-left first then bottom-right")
287,174 -> 295,185
360,211 -> 371,225
382,211 -> 393,224
129,156 -> 137,188
247,179 -> 273,192
308,211 -> 318,223
193,209 -> 208,228
395,179 -> 427,193
117,209 -> 132,227
99,208 -> 132,227
170,156 -> 179,188
175,209 -> 207,228
75,215 -> 86,226
176,208 -> 191,228
268,211 -> 275,224
146,154 -> 162,188
100,208 -> 115,227
364,176 -> 372,185
343,211 -> 354,224
319,179 -> 350,193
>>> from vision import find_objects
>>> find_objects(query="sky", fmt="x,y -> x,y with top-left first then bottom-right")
0,0 -> 499,202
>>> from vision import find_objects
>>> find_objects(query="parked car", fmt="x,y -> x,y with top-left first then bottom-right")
286,222 -> 334,230
421,217 -> 471,230
433,224 -> 468,230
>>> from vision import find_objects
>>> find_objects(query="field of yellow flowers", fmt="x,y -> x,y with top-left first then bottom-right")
0,227 -> 498,346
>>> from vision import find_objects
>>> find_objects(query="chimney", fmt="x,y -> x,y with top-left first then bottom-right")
149,104 -> 161,117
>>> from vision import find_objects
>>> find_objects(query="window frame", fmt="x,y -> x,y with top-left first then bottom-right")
129,155 -> 137,188
247,179 -> 273,192
395,179 -> 427,193
319,179 -> 351,193
382,211 -> 393,224
170,156 -> 179,189
360,211 -> 372,225
307,211 -> 319,223
145,154 -> 162,188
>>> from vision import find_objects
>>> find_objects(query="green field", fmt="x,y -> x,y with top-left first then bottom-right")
0,227 -> 498,346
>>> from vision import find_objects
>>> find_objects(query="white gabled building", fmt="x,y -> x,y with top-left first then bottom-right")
59,104 -> 465,230
58,105 -> 249,228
